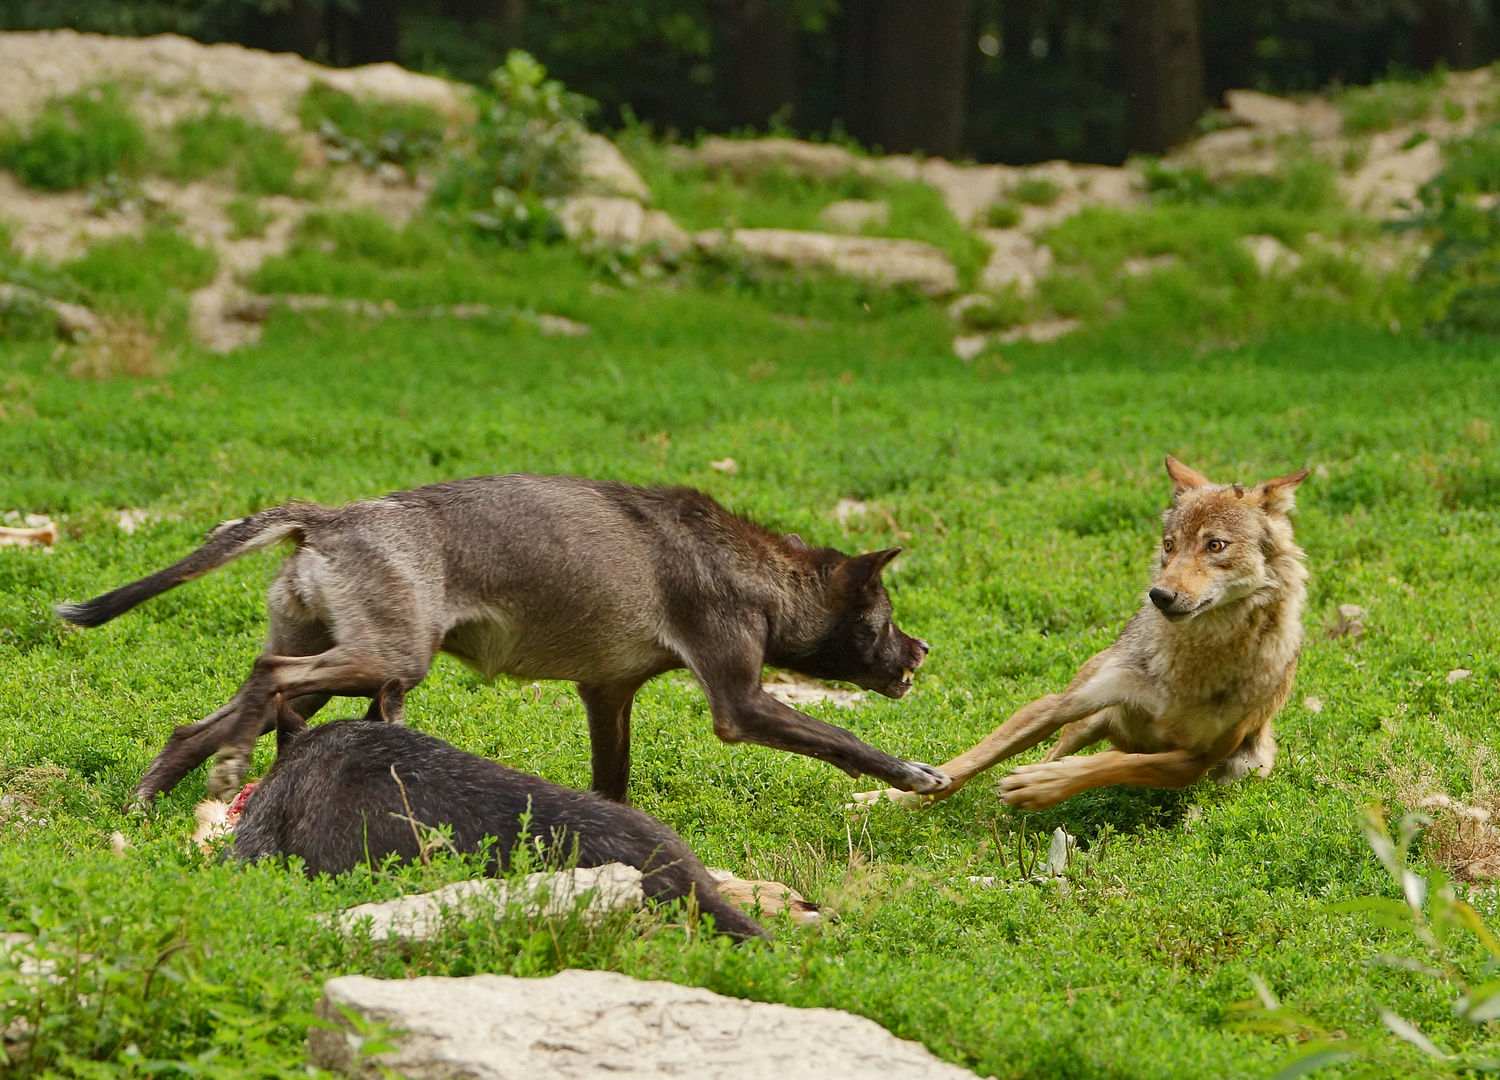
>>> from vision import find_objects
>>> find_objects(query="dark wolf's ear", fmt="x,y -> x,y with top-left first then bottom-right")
1165,455 -> 1212,496
364,680 -> 407,725
274,694 -> 307,755
784,533 -> 808,550
1253,466 -> 1311,516
841,547 -> 901,591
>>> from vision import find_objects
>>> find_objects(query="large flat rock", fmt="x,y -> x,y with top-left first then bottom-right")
310,969 -> 981,1079
703,228 -> 957,295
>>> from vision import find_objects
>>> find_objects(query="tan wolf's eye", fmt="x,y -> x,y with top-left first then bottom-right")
1206,538 -> 1227,553
1162,537 -> 1173,552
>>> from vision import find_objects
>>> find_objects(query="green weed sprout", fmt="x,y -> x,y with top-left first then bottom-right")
1232,807 -> 1500,1078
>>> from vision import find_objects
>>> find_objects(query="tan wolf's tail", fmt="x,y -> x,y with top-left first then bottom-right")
54,506 -> 315,628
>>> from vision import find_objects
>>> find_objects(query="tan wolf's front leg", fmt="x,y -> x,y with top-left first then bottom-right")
998,749 -> 1211,810
848,691 -> 1097,807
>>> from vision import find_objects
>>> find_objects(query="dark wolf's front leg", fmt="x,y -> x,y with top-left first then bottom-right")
685,625 -> 949,793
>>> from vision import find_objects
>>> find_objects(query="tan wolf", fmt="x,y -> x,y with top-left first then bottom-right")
853,456 -> 1309,811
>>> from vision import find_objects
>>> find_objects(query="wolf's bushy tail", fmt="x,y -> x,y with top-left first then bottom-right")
55,507 -> 314,628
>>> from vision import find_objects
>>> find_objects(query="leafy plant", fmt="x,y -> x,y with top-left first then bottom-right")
0,84 -> 147,191
984,201 -> 1021,229
1010,176 -> 1062,206
1231,807 -> 1500,1078
433,49 -> 594,238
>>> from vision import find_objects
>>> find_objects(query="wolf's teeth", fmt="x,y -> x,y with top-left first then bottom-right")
902,668 -> 914,681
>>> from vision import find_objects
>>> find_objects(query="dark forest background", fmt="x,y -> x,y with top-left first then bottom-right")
2,1 -> 1496,164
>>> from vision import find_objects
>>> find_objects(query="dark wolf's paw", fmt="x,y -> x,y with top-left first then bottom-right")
890,760 -> 952,794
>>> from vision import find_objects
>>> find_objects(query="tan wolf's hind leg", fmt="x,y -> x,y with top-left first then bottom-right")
998,749 -> 1212,810
1043,708 -> 1114,762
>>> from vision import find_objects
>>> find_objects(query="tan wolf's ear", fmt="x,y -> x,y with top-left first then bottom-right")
842,547 -> 901,590
1254,467 -> 1311,516
1164,455 -> 1211,496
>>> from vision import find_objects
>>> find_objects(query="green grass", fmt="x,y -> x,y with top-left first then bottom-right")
0,84 -> 147,191
167,107 -> 306,197
2,209 -> 1500,1078
1338,73 -> 1441,136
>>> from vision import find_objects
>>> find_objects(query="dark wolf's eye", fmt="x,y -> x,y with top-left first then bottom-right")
1206,538 -> 1227,553
1163,537 -> 1173,552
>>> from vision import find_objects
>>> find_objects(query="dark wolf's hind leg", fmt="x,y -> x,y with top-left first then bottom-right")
133,619 -> 335,805
205,643 -> 434,799
578,678 -> 648,803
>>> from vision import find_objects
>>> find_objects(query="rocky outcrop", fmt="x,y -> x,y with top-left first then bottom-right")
0,30 -> 471,131
310,970 -> 980,1079
701,229 -> 957,296
557,196 -> 689,253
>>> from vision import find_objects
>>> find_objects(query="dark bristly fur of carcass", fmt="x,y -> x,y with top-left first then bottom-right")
232,694 -> 768,942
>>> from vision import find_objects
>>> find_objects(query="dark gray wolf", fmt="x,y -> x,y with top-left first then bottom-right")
854,457 -> 1308,810
57,475 -> 946,804
232,690 -> 768,942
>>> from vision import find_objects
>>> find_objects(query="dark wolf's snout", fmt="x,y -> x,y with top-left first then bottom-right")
1148,587 -> 1176,611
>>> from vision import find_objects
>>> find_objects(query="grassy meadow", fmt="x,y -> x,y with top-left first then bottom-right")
2,136 -> 1500,1077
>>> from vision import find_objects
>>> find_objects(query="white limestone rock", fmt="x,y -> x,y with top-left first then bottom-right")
309,969 -> 982,1079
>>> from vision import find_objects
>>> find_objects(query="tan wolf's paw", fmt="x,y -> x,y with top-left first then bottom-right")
997,762 -> 1074,810
205,751 -> 247,802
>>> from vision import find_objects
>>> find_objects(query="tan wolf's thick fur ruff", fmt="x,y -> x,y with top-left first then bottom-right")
854,456 -> 1309,810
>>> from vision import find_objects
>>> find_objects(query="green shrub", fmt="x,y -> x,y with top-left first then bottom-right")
1338,74 -> 1438,135
1145,154 -> 1341,214
1040,272 -> 1107,320
1010,175 -> 1062,206
984,201 -> 1021,228
436,50 -> 592,209
168,107 -> 304,196
0,84 -> 147,191
299,82 -> 446,173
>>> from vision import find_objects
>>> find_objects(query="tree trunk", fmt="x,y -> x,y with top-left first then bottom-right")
345,0 -> 401,65
722,1 -> 800,130
868,0 -> 973,156
1122,0 -> 1203,154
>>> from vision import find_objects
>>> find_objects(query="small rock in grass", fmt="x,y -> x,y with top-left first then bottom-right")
530,313 -> 591,337
1420,794 -> 1453,811
1241,234 -> 1302,276
996,318 -> 1080,345
1326,604 -> 1366,639
110,831 -> 128,856
709,457 -> 738,474
833,498 -> 869,526
1447,668 -> 1472,684
1303,695 -> 1324,713
952,334 -> 990,361
818,198 -> 891,232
